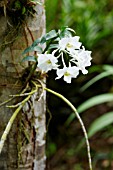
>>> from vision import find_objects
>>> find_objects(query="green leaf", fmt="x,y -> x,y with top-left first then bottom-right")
65,113 -> 75,126
21,56 -> 37,62
75,112 -> 113,153
102,65 -> 113,72
88,112 -> 113,137
59,28 -> 72,38
66,27 -> 76,34
32,38 -> 41,47
80,71 -> 113,92
22,38 -> 41,55
22,46 -> 35,55
48,44 -> 58,49
88,65 -> 103,73
40,36 -> 46,44
65,93 -> 113,126
40,30 -> 57,44
45,30 -> 57,40
78,93 -> 113,114
34,46 -> 43,53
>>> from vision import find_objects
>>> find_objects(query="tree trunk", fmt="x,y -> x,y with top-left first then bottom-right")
0,0 -> 46,170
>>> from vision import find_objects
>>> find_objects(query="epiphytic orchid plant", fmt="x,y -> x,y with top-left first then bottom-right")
0,27 -> 93,170
22,27 -> 92,83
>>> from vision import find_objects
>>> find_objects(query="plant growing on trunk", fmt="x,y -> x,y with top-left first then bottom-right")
0,26 -> 93,170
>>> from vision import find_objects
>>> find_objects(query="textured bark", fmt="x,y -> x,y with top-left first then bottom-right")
0,1 -> 46,170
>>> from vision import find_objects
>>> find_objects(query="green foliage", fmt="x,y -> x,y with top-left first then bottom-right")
45,0 -> 60,31
66,93 -> 113,125
22,29 -> 57,55
86,94 -> 113,112
62,0 -> 113,49
22,27 -> 75,58
45,1 -> 113,169
80,64 -> 113,91
80,71 -> 113,92
21,56 -> 37,62
88,111 -> 113,137
46,0 -> 113,51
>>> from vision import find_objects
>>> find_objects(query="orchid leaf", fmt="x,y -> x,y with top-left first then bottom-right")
40,30 -> 57,44
32,38 -> 41,47
22,46 -> 35,55
48,44 -> 58,49
34,46 -> 43,53
21,56 -> 37,62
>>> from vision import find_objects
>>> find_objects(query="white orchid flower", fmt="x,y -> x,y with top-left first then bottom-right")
70,47 -> 92,74
58,36 -> 82,52
56,65 -> 79,83
38,54 -> 58,72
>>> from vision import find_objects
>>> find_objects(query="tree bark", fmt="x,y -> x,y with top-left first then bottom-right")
0,0 -> 46,170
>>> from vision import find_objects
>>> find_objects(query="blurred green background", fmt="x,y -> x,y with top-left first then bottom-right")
45,0 -> 113,169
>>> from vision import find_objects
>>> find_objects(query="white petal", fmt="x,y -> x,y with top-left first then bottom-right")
38,54 -> 48,63
56,68 -> 65,79
64,75 -> 72,83
59,38 -> 69,51
82,69 -> 88,74
68,66 -> 79,77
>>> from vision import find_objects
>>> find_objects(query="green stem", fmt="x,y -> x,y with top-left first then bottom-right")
45,87 -> 93,170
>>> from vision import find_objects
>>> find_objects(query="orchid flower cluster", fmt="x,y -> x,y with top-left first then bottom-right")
23,27 -> 92,83
37,31 -> 92,83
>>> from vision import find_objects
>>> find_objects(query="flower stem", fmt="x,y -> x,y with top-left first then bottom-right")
45,87 -> 93,170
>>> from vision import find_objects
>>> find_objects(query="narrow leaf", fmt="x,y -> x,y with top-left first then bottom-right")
66,93 -> 113,125
102,65 -> 113,72
21,56 -> 37,62
40,36 -> 46,44
88,112 -> 113,137
80,71 -> 113,92
22,38 -> 41,54
78,93 -> 113,114
34,46 -> 42,53
32,38 -> 41,47
66,27 -> 76,34
75,112 -> 113,153
40,30 -> 57,44
45,30 -> 57,40
48,44 -> 58,49
22,46 -> 34,55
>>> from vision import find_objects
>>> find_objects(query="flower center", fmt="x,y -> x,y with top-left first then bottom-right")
64,71 -> 70,76
46,59 -> 51,64
66,43 -> 73,48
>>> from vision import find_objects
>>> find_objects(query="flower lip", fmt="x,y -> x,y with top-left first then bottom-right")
56,65 -> 79,83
